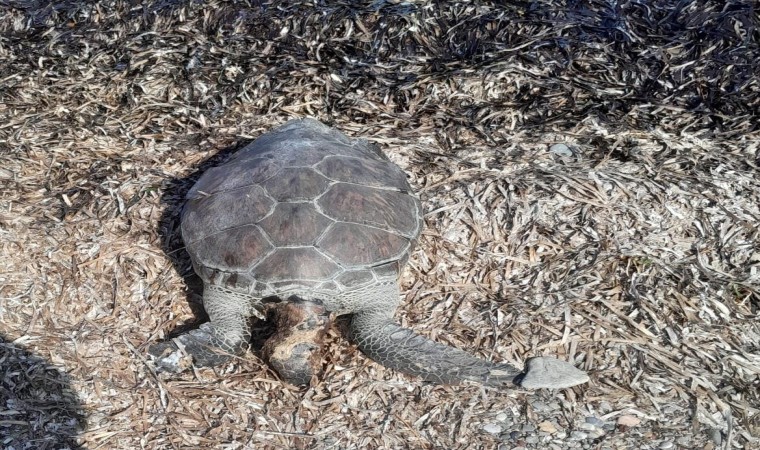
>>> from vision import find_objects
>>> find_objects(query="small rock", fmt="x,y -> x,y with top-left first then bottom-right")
521,423 -> 536,433
703,443 -> 715,450
659,441 -> 674,449
525,436 -> 539,444
570,431 -> 588,440
617,415 -> 641,427
588,429 -> 605,439
598,401 -> 612,413
550,143 -> 573,157
585,416 -> 605,427
676,437 -> 691,446
483,423 -> 502,434
531,400 -> 551,412
538,421 -> 557,433
495,412 -> 508,422
579,423 -> 597,431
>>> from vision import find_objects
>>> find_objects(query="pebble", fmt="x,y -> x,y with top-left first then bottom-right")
531,401 -> 551,412
495,412 -> 508,422
483,423 -> 502,434
676,437 -> 691,446
525,436 -> 539,444
550,143 -> 574,157
659,441 -> 674,449
521,423 -> 536,433
584,416 -> 605,427
579,423 -> 597,431
570,431 -> 588,440
538,421 -> 557,433
617,415 -> 641,427
598,401 -> 612,413
588,429 -> 605,439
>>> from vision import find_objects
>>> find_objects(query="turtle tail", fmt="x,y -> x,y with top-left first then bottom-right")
349,310 -> 522,387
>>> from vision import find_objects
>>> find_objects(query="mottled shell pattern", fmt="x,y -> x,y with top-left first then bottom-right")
181,119 -> 423,304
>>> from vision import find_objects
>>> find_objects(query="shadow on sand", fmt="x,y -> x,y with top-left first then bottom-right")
0,334 -> 86,449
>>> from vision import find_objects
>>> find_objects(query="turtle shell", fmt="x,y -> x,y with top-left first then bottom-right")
181,118 -> 422,300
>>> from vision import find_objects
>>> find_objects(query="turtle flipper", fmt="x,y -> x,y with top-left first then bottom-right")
518,357 -> 590,389
149,322 -> 250,371
149,284 -> 254,372
350,311 -> 522,387
350,310 -> 588,389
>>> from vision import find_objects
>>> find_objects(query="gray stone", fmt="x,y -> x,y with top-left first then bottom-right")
676,437 -> 691,446
570,431 -> 588,440
531,400 -> 551,412
584,416 -> 605,427
550,143 -> 574,157
483,423 -> 502,434
588,429 -> 605,439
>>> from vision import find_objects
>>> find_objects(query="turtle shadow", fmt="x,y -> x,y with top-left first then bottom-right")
155,140 -> 278,348
0,334 -> 86,449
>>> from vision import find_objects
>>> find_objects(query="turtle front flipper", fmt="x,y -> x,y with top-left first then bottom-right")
149,285 -> 256,372
350,310 -> 589,389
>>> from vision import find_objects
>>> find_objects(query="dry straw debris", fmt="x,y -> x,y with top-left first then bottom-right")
0,1 -> 758,449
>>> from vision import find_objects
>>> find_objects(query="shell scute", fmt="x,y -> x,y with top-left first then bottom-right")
187,157 -> 279,198
252,248 -> 342,281
258,203 -> 334,246
191,225 -> 274,273
261,167 -> 330,201
316,155 -> 409,190
182,185 -> 274,244
318,183 -> 419,237
317,223 -> 409,268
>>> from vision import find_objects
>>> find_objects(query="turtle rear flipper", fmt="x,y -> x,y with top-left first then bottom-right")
350,310 -> 589,389
149,285 -> 256,372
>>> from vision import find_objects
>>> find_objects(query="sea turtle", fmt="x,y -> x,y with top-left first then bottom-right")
149,118 -> 589,389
